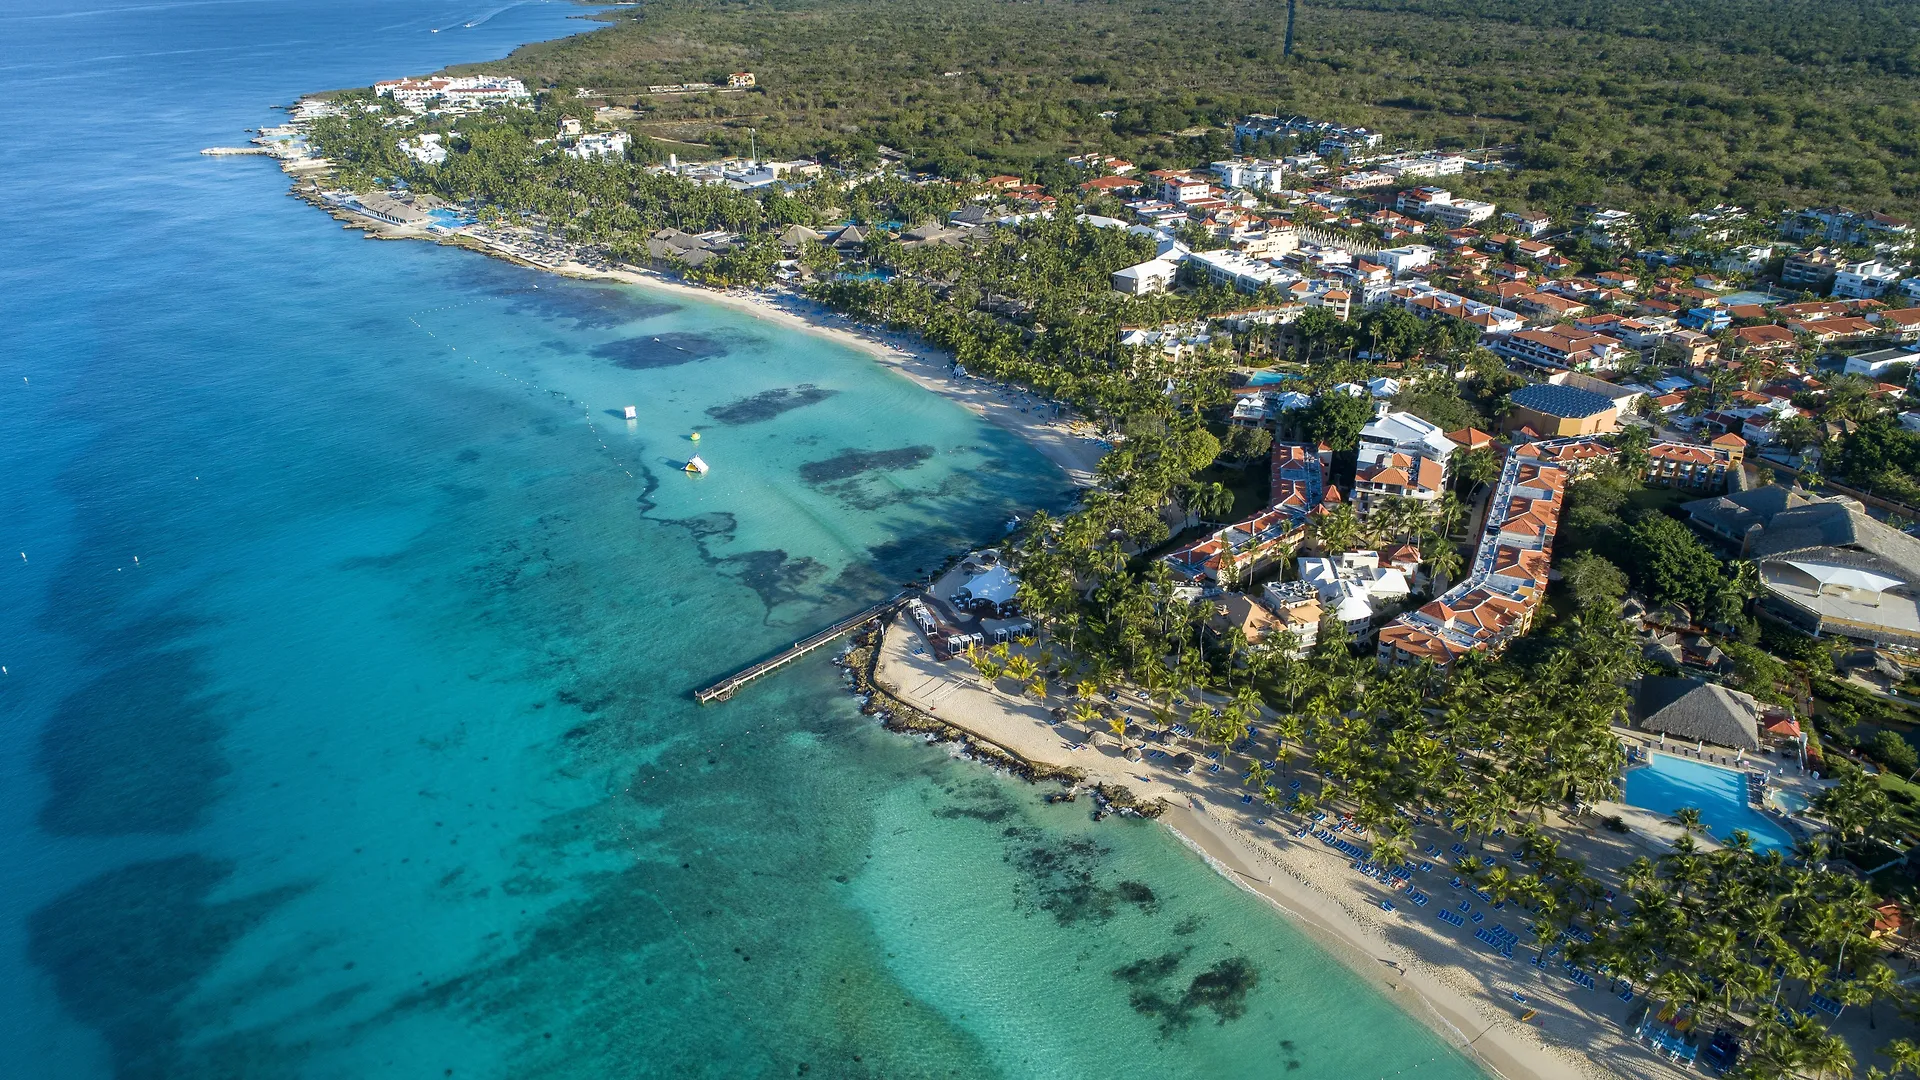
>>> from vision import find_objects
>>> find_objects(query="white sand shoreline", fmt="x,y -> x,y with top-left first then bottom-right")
348,211 -> 1656,1080
865,612 -> 1686,1080
443,227 -> 1106,487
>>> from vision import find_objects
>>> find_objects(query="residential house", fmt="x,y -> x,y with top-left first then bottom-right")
1834,260 -> 1904,300
1869,308 -> 1920,341
1502,210 -> 1552,237
1734,324 -> 1799,356
1781,248 -> 1844,291
1843,347 -> 1920,379
1376,245 -> 1436,274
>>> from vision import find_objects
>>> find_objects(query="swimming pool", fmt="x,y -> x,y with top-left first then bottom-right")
1246,370 -> 1303,386
1622,754 -> 1794,852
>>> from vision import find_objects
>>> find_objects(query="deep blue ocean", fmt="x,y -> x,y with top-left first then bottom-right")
0,3 -> 1488,1077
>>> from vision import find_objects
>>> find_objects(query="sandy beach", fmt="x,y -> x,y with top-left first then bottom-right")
354,212 -> 1678,1080
319,204 -> 1108,488
866,611 -> 1698,1080
459,227 -> 1109,487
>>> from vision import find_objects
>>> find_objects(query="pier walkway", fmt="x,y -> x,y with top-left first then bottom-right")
694,592 -> 910,703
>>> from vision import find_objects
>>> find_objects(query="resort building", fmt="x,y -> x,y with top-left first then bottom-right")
1161,506 -> 1305,585
1111,258 -> 1180,295
1299,551 -> 1412,634
1385,283 -> 1524,336
1495,326 -> 1632,373
1258,579 -> 1324,654
1376,452 -> 1572,668
565,131 -> 631,161
1633,677 -> 1765,751
1503,383 -> 1620,437
374,75 -> 530,110
1682,485 -> 1810,552
1749,499 -> 1920,646
1359,410 -> 1457,467
1351,450 -> 1445,517
354,192 -> 430,226
1644,436 -> 1747,492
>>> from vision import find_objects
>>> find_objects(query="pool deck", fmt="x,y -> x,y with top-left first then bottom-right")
1594,732 -> 1830,856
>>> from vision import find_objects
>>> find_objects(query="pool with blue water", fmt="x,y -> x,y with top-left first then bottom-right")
1246,370 -> 1303,386
1623,753 -> 1794,851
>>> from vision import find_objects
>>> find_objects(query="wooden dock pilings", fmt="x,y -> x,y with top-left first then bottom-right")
693,593 -> 910,704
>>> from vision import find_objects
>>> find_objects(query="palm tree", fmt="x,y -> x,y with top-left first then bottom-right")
1672,806 -> 1705,836
1106,711 -> 1131,750
1804,1029 -> 1856,1080
1247,760 -> 1272,792
1313,503 -> 1362,555
1189,481 -> 1235,525
1070,701 -> 1102,730
1426,545 -> 1464,592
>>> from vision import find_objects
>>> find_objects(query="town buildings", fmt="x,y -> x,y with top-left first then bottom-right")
374,75 -> 530,110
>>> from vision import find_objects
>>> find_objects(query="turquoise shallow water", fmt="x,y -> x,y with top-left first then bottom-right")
0,3 -> 1489,1077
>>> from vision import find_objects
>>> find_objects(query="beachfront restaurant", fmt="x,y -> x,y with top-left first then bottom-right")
954,565 -> 1021,617
1633,676 -> 1763,751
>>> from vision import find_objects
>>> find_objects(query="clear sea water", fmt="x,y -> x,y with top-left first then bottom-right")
1623,755 -> 1793,852
0,3 -> 1489,1078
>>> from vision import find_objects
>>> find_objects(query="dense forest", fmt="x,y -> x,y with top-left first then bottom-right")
474,0 -> 1920,217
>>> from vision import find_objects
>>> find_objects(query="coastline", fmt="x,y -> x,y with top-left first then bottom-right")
298,192 -> 1637,1080
557,261 -> 1107,488
304,199 -> 1105,488
859,611 -> 1684,1080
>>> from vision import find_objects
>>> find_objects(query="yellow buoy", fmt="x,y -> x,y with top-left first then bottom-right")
690,431 -> 701,441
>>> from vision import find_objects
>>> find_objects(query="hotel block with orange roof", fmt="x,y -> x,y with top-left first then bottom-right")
1375,450 -> 1574,669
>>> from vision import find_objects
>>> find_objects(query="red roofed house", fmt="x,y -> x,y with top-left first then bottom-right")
1734,323 -> 1799,356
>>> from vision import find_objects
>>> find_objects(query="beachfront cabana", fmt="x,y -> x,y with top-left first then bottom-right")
1634,676 -> 1763,751
954,566 -> 1021,616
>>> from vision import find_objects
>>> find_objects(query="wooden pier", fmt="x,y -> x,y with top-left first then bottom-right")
694,593 -> 909,704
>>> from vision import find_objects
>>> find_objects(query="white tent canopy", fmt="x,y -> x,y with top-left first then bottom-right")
959,565 -> 1020,604
1784,560 -> 1904,594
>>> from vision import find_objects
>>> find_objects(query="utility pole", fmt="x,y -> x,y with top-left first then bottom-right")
1283,0 -> 1298,58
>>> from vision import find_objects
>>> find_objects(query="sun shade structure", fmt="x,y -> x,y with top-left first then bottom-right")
956,565 -> 1019,605
1781,561 -> 1906,594
1635,676 -> 1763,751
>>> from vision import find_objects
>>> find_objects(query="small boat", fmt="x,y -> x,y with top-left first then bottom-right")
624,405 -> 637,420
684,455 -> 709,474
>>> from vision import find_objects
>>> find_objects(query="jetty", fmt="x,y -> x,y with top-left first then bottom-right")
695,593 -> 909,703
201,147 -> 272,156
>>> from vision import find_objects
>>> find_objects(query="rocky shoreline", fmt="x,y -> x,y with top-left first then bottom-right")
836,618 -> 1163,821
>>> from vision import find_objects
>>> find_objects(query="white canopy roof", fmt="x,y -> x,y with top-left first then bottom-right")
1784,561 -> 1905,594
961,565 -> 1020,604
